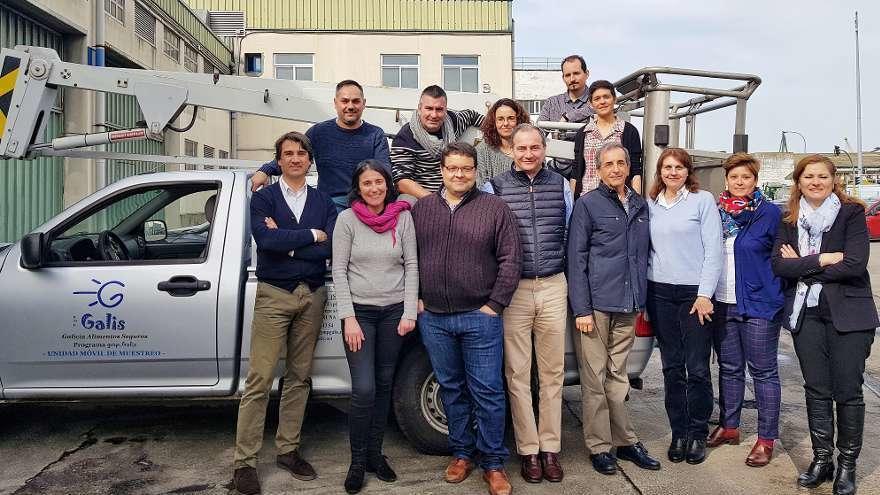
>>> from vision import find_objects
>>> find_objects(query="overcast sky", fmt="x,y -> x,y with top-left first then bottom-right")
512,0 -> 879,155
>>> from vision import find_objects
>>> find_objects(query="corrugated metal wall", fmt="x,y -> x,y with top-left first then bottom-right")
0,5 -> 64,243
184,0 -> 512,32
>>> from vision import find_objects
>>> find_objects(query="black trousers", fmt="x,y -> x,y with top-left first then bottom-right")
646,282 -> 714,439
792,298 -> 875,405
344,302 -> 405,462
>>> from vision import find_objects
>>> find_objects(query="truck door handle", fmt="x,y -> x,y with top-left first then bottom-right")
157,275 -> 211,297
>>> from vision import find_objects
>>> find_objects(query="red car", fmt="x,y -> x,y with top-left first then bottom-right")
867,200 -> 880,240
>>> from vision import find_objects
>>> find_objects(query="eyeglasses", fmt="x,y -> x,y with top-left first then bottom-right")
442,165 -> 476,175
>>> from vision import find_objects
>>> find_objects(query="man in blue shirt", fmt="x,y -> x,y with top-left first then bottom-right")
251,79 -> 390,210
233,131 -> 337,495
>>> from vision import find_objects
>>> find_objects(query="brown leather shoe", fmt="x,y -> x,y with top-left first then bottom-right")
707,426 -> 740,447
276,450 -> 317,481
233,466 -> 261,495
483,468 -> 512,495
540,451 -> 564,482
745,440 -> 774,467
444,457 -> 474,483
520,454 -> 542,483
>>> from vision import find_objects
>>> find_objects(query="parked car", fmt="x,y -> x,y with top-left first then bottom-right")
0,170 -> 655,454
866,200 -> 880,241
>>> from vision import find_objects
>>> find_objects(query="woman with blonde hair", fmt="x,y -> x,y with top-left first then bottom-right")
772,154 -> 876,495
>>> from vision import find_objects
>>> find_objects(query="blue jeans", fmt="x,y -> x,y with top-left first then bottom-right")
712,302 -> 781,440
646,281 -> 714,440
418,309 -> 509,470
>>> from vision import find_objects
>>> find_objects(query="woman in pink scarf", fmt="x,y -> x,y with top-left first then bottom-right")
331,159 -> 418,493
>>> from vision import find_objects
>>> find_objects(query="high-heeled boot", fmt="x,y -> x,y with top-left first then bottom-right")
797,398 -> 835,488
833,403 -> 864,495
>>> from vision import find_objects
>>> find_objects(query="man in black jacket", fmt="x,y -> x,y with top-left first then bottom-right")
483,123 -> 572,483
567,142 -> 660,475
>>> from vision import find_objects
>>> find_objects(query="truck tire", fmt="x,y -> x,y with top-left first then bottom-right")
392,345 -> 450,455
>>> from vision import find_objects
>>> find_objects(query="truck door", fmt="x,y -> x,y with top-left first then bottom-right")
0,177 -> 231,392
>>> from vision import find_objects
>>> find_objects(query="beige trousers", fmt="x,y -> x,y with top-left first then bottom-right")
575,310 -> 639,454
233,281 -> 327,469
502,272 -> 567,455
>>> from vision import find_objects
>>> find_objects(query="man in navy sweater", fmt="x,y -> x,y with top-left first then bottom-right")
233,131 -> 337,495
250,79 -> 390,211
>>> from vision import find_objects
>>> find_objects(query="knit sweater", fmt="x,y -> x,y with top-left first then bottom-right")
475,141 -> 513,186
258,119 -> 390,197
331,208 -> 419,320
250,182 -> 337,291
390,109 -> 483,192
411,188 -> 522,314
647,189 -> 722,297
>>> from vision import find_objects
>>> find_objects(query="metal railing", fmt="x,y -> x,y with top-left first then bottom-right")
513,57 -> 561,71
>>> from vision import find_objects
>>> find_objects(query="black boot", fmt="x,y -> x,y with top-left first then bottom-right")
798,398 -> 835,488
833,404 -> 864,495
344,463 -> 366,494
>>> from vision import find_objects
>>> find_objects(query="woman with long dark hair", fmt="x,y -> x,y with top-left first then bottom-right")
332,159 -> 418,493
772,155 -> 876,495
645,147 -> 721,466
707,153 -> 784,467
476,98 -> 531,185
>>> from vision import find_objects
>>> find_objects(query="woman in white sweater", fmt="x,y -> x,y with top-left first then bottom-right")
332,160 -> 418,494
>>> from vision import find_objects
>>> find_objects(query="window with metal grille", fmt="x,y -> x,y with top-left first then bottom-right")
203,145 -> 216,169
442,55 -> 479,93
184,139 -> 198,170
134,3 -> 156,45
184,44 -> 198,72
163,27 -> 180,62
518,99 -> 544,115
203,60 -> 215,74
381,55 -> 419,89
105,0 -> 125,24
274,53 -> 313,81
207,11 -> 246,37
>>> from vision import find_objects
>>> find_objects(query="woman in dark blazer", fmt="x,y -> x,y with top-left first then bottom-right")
772,154 -> 877,495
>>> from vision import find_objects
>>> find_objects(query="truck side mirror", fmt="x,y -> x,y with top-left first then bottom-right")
144,219 -> 167,242
20,232 -> 45,269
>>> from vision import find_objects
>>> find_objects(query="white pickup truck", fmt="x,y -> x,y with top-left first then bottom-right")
0,170 -> 656,454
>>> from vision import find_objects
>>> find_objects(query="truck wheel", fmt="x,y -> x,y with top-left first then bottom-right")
393,346 -> 450,455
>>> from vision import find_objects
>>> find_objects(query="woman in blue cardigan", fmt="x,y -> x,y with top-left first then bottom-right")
707,153 -> 784,468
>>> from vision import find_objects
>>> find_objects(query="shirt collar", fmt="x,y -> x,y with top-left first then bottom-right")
279,176 -> 308,196
656,187 -> 689,208
568,90 -> 589,105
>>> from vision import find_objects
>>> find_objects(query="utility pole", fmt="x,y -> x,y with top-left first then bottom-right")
855,11 -> 864,197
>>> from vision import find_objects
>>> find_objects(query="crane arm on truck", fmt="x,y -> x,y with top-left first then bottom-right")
0,45 -> 497,161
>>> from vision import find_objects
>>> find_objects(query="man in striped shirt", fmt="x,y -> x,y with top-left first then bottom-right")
391,85 -> 483,198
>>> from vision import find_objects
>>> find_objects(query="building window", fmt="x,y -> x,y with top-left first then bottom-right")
163,28 -> 181,62
244,53 -> 262,76
203,60 -> 215,74
203,145 -> 216,169
105,0 -> 125,24
184,139 -> 198,170
218,150 -> 229,169
442,55 -> 479,93
184,44 -> 198,72
381,55 -> 419,89
519,99 -> 544,115
274,53 -> 313,81
135,3 -> 156,45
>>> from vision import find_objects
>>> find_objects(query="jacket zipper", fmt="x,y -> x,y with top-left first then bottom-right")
529,184 -> 539,280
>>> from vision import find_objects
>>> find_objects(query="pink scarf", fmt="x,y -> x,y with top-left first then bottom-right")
350,199 -> 411,247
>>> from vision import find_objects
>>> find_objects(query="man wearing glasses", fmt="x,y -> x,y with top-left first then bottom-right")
481,123 -> 572,484
411,142 -> 522,495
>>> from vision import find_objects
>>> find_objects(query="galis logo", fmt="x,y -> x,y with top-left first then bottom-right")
73,278 -> 125,308
72,279 -> 126,330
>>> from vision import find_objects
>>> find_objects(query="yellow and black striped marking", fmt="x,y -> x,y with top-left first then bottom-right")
0,55 -> 22,141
